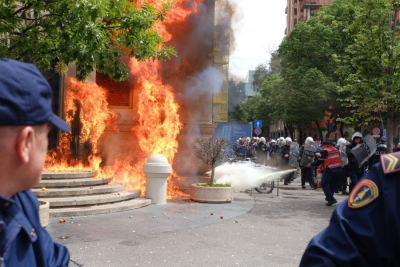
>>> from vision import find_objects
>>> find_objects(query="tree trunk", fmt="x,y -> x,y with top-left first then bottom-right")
210,164 -> 215,187
339,122 -> 344,138
315,120 -> 323,139
298,127 -> 304,144
387,106 -> 394,153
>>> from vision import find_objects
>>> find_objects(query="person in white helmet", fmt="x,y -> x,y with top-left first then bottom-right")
298,137 -> 317,189
346,132 -> 365,193
280,137 -> 296,185
268,139 -> 278,166
335,138 -> 350,195
257,137 -> 267,165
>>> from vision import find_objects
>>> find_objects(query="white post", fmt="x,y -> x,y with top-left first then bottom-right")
143,154 -> 172,204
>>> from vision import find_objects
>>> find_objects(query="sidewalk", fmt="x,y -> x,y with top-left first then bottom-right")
47,177 -> 348,267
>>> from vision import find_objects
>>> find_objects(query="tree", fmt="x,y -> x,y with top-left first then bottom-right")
338,0 -> 400,152
228,78 -> 246,116
0,0 -> 175,81
276,0 -> 359,138
252,64 -> 270,92
269,50 -> 282,75
192,137 -> 230,187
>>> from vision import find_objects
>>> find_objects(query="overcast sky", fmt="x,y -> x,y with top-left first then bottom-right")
228,0 -> 287,81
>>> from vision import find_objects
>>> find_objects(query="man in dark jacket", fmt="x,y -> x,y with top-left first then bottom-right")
368,136 -> 387,168
298,137 -> 317,189
346,132 -> 367,193
280,138 -> 295,185
0,59 -> 70,266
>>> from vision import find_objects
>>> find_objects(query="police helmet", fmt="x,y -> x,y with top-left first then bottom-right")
337,138 -> 347,145
285,137 -> 292,142
260,137 -> 266,142
271,139 -> 276,143
305,137 -> 314,143
246,137 -> 251,142
352,132 -> 363,141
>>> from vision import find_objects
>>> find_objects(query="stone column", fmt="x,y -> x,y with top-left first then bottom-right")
143,154 -> 172,204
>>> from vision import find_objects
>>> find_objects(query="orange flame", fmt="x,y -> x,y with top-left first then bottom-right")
45,1 -> 206,198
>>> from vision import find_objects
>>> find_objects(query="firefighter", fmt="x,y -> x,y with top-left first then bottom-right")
307,141 -> 342,206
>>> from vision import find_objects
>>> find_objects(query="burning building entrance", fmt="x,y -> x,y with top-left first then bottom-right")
45,0 -> 231,198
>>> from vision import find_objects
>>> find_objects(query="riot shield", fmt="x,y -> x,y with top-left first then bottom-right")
300,142 -> 317,166
350,134 -> 377,167
339,142 -> 349,166
289,143 -> 299,167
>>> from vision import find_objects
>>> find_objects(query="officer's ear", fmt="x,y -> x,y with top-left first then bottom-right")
16,126 -> 35,163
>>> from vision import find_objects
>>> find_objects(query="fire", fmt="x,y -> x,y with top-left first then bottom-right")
45,0 -> 207,198
45,77 -> 117,172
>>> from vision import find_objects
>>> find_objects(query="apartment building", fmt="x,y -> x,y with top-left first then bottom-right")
285,0 -> 333,35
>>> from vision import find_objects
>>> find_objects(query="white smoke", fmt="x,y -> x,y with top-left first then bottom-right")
183,66 -> 225,98
206,161 -> 294,192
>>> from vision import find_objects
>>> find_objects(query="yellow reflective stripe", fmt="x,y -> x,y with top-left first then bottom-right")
385,154 -> 398,172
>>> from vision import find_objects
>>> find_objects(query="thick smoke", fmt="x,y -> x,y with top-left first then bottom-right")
211,161 -> 294,191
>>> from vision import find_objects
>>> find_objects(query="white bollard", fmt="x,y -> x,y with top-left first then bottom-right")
143,154 -> 172,204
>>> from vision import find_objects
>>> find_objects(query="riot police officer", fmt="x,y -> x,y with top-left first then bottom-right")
368,136 -> 387,168
346,132 -> 365,192
300,152 -> 400,266
298,137 -> 317,189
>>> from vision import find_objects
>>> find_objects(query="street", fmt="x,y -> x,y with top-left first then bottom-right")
47,178 -> 348,267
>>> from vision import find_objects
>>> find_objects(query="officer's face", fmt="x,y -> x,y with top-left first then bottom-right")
354,137 -> 361,144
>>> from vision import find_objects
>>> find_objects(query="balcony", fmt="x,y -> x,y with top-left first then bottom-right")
298,16 -> 307,22
299,0 -> 332,9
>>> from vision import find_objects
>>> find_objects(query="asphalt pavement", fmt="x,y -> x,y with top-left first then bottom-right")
47,177 -> 349,267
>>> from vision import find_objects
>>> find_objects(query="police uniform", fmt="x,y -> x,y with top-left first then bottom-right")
369,142 -> 387,168
300,152 -> 400,266
0,190 -> 70,266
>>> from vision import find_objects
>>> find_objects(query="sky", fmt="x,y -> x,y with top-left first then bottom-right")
228,0 -> 287,81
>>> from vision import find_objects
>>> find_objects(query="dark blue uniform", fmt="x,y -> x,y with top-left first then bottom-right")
369,143 -> 387,168
0,190 -> 70,266
300,152 -> 400,266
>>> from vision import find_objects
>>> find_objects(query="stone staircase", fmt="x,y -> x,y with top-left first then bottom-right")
33,171 -> 151,217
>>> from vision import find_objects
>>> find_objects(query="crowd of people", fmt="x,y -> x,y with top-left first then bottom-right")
232,132 -> 396,206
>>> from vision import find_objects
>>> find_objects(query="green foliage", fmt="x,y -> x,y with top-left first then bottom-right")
228,78 -> 246,116
338,0 -> 400,123
0,0 -> 176,81
252,64 -> 270,92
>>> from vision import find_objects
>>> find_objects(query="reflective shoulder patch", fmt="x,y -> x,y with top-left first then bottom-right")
381,152 -> 400,174
348,179 -> 379,208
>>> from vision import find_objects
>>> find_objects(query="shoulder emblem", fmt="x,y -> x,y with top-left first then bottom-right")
348,179 -> 379,208
381,152 -> 400,174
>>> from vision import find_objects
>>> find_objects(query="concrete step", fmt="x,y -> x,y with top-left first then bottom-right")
34,177 -> 112,188
33,184 -> 125,197
39,190 -> 140,208
49,198 -> 151,217
41,171 -> 97,180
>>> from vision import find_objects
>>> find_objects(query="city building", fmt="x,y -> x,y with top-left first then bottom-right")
285,0 -> 333,35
